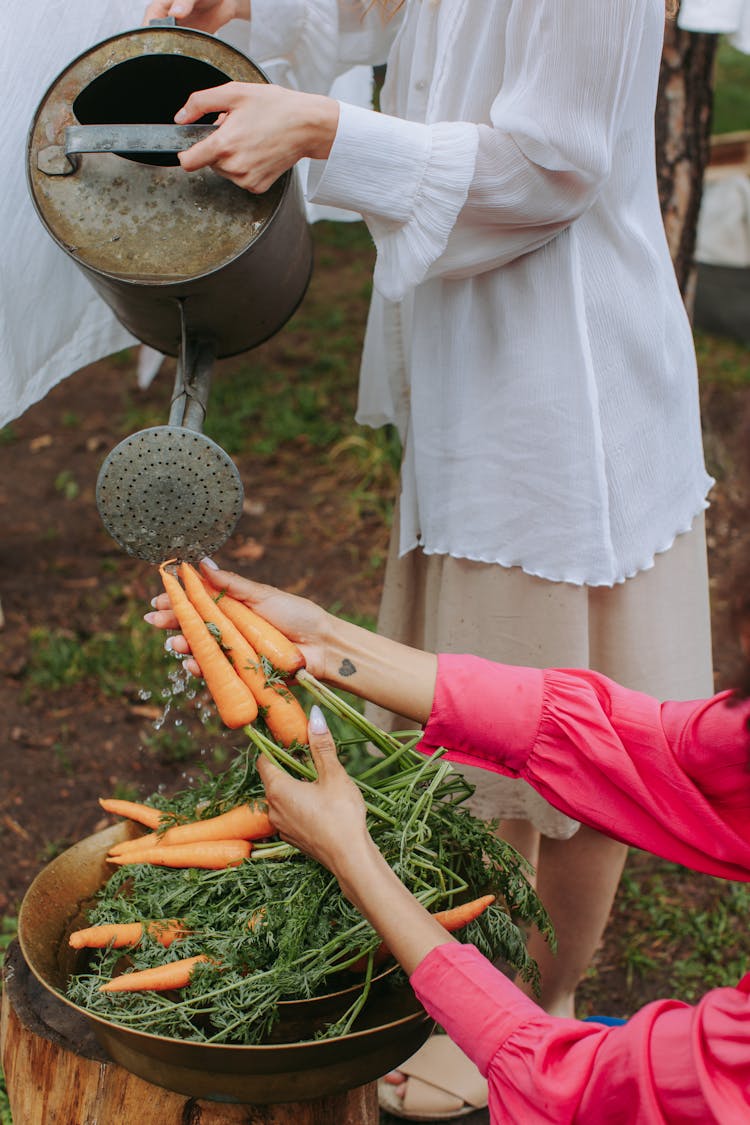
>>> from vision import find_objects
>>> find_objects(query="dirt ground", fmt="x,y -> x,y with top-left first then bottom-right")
1,228 -> 749,1120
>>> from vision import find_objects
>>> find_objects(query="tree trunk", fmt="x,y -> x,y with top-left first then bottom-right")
656,13 -> 719,305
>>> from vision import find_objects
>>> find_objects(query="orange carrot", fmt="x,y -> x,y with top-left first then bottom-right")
180,562 -> 308,747
159,562 -> 258,730
107,839 -> 252,869
349,895 -> 496,973
98,798 -> 164,829
69,919 -> 188,950
432,894 -> 496,931
199,575 -> 305,674
108,803 -> 274,856
99,954 -> 211,993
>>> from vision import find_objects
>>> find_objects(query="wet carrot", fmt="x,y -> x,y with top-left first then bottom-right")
179,562 -> 308,747
69,919 -> 187,950
159,562 -> 258,729
107,839 -> 252,869
200,576 -> 305,675
108,803 -> 274,856
99,954 -> 211,993
98,798 -> 163,829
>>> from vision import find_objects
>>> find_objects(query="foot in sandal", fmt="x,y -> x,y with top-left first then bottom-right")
378,1034 -> 488,1120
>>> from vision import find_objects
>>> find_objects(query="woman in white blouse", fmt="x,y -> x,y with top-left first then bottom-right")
143,0 -> 715,1115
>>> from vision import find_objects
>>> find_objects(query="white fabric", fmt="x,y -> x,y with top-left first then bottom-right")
1,2 -> 139,430
678,0 -> 750,52
250,0 -> 713,587
696,175 -> 750,267
0,4 -> 370,425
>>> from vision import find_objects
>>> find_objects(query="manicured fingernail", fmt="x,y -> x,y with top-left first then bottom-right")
150,597 -> 159,608
143,611 -> 157,624
174,108 -> 187,123
309,705 -> 328,734
165,637 -> 175,653
201,556 -> 219,569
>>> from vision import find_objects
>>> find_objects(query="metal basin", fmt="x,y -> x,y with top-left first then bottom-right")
17,824 -> 432,1103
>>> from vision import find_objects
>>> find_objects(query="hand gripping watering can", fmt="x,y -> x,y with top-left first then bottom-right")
27,20 -> 313,563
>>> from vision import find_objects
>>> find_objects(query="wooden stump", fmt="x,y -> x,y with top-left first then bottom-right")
1,941 -> 379,1124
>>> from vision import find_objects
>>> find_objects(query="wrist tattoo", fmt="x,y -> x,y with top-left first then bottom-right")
339,658 -> 356,677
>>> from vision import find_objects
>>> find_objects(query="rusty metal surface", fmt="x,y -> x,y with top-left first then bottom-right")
28,29 -> 276,281
95,425 -> 244,563
17,825 -> 433,1104
26,26 -> 313,357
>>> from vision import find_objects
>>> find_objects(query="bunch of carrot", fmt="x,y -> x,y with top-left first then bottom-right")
158,560 -> 308,745
69,896 -> 497,994
67,668 -> 554,1034
80,796 -> 277,992
82,796 -> 501,996
99,795 -> 274,872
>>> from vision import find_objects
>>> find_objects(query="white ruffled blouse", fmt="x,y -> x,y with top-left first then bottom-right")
249,0 -> 714,586
678,0 -> 750,52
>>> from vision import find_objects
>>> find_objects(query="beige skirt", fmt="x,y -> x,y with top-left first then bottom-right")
368,513 -> 714,840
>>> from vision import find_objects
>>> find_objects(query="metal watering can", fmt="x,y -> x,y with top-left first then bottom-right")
27,21 -> 313,563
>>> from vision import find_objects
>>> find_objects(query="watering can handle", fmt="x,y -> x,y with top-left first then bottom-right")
64,123 -> 217,156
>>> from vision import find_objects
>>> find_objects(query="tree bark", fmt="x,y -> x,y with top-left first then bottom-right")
656,13 -> 719,304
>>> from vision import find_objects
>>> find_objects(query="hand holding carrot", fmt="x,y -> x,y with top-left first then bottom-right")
256,706 -> 369,874
146,560 -> 439,724
257,706 -> 456,976
146,559 -> 332,680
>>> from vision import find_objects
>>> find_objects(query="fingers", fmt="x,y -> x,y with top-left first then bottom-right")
255,751 -> 299,836
174,82 -> 246,126
254,749 -> 287,792
142,1 -> 177,24
164,636 -> 201,677
307,706 -> 341,779
165,634 -> 190,656
199,558 -> 272,604
144,605 -> 179,630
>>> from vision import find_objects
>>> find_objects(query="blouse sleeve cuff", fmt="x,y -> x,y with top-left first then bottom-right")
421,654 -> 545,775
307,104 -> 479,300
410,944 -> 544,1074
249,0 -> 339,94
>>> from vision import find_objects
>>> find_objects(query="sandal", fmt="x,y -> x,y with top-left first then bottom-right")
378,1034 -> 488,1120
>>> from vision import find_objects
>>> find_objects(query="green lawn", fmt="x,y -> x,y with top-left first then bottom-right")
713,37 -> 750,135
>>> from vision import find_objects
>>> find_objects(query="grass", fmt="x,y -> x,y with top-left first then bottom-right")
599,858 -> 750,1005
25,609 -> 171,701
0,918 -> 16,1125
0,1074 -> 9,1125
713,38 -> 750,136
695,329 -> 750,388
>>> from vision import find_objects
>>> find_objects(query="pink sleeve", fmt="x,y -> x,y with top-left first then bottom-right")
420,654 -> 750,881
410,944 -> 750,1123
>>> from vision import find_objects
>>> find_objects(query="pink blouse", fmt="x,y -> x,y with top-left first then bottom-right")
410,655 -> 750,1123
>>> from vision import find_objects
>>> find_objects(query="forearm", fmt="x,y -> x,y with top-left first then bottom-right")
333,832 -> 455,975
319,614 -> 438,724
